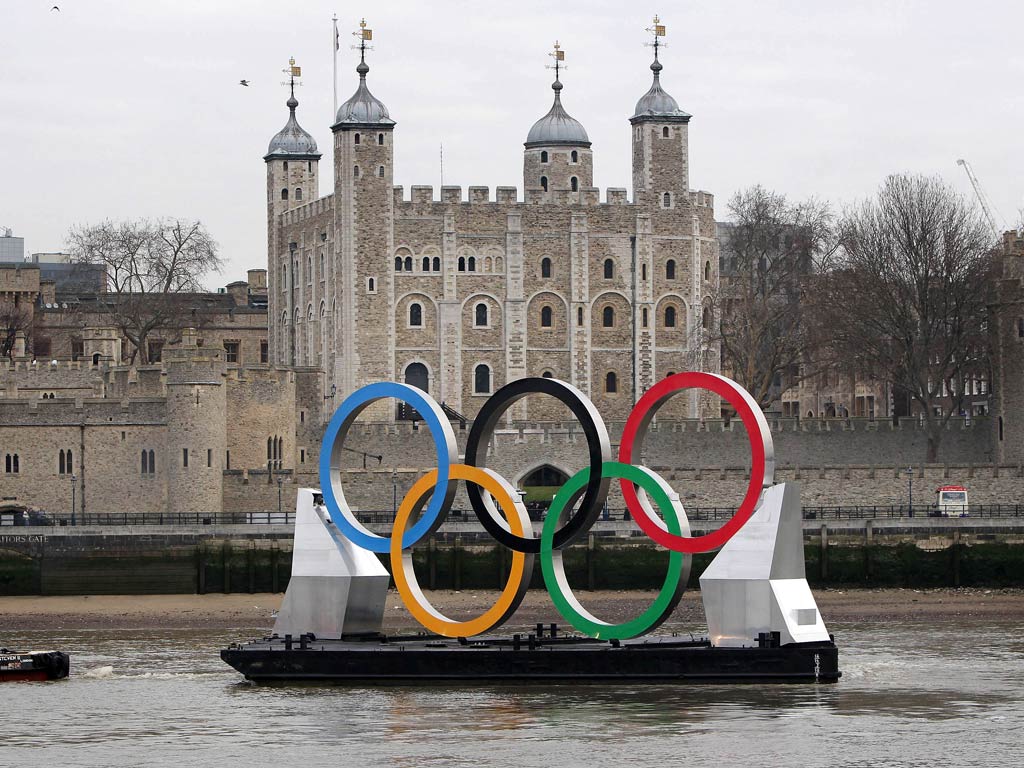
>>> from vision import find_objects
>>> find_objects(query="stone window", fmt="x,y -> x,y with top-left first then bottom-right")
704,260 -> 711,281
577,306 -> 584,326
147,342 -> 163,363
281,188 -> 288,201
603,306 -> 615,327
182,448 -> 189,468
662,192 -> 672,208
71,339 -> 83,361
468,257 -> 476,272
300,449 -> 306,464
542,370 -> 554,378
354,133 -> 361,145
409,302 -> 423,327
642,308 -> 648,327
353,165 -> 360,178
664,306 -> 676,328
295,187 -> 303,201
666,371 -> 675,378
458,257 -> 466,272
666,259 -> 676,279
395,256 -> 403,271
422,256 -> 430,272
474,302 -> 488,328
307,256 -> 312,283
283,161 -> 289,170
226,450 -> 230,470
571,150 -> 578,163
404,256 -> 413,271
5,454 -> 18,473
474,364 -> 491,394
603,259 -> 614,279
702,306 -> 711,329
605,371 -> 618,393
570,177 -> 579,192
662,126 -> 670,138
641,264 -> 647,280
541,257 -> 552,278
540,176 -> 548,192
432,257 -> 441,272
260,340 -> 268,364
540,151 -> 549,163
207,449 -> 213,468
378,133 -> 384,145
541,305 -> 553,328
58,449 -> 73,475
367,277 -> 376,293
378,166 -> 385,178
308,161 -> 312,172
224,341 -> 240,363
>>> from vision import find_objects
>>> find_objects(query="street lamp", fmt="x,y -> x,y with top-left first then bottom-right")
70,473 -> 77,526
277,476 -> 284,516
323,384 -> 337,402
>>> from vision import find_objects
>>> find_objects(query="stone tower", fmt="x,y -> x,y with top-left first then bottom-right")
163,328 -> 227,515
629,40 -> 692,208
523,44 -> 593,200
992,230 -> 1024,463
265,64 -> 321,365
331,35 -> 396,405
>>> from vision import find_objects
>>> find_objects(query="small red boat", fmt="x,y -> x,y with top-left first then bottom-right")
0,649 -> 70,682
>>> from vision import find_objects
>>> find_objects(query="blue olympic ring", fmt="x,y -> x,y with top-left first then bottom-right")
319,381 -> 458,552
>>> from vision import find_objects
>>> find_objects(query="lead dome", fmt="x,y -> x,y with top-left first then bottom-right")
265,95 -> 321,159
525,78 -> 591,148
334,60 -> 395,127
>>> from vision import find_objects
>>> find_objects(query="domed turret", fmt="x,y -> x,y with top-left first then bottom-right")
525,77 -> 590,148
265,94 -> 321,160
630,52 -> 691,124
333,58 -> 395,128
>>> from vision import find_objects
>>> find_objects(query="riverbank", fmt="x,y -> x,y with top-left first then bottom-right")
2,587 -> 1023,631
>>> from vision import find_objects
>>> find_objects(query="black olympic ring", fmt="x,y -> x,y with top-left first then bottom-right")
463,377 -> 611,553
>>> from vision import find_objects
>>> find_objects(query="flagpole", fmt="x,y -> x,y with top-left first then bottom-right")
332,14 -> 339,119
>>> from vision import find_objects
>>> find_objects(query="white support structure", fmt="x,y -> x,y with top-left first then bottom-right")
273,488 -> 389,639
700,483 -> 831,647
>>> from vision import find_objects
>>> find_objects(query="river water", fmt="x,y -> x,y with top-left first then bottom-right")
2,620 -> 1022,768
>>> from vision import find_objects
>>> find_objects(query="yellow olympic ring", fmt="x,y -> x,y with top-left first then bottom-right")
390,464 -> 534,638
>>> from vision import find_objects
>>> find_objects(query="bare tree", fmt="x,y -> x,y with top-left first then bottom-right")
0,302 -> 34,359
67,219 -> 223,363
714,185 -> 835,411
824,174 -> 995,462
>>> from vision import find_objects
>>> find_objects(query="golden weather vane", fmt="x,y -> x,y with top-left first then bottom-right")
645,15 -> 667,57
352,18 -> 374,63
281,56 -> 303,97
546,40 -> 566,79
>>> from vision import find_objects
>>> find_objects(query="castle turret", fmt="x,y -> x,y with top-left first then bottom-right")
332,21 -> 396,402
524,42 -> 592,200
630,30 -> 691,207
265,58 -> 321,366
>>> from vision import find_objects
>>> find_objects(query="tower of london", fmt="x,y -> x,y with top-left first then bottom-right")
267,31 -> 719,422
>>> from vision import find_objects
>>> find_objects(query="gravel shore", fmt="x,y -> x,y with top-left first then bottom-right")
2,587 -> 1022,632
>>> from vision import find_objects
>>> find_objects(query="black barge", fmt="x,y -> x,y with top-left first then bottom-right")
0,650 -> 70,682
221,628 -> 840,685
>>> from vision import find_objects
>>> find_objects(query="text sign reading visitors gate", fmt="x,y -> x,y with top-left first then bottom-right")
320,373 -> 775,640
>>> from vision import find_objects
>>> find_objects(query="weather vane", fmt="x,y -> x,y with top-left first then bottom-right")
645,14 -> 667,57
546,40 -> 566,80
280,56 -> 302,97
352,18 -> 374,63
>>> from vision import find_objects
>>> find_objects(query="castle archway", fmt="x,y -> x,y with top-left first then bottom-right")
518,464 -> 571,513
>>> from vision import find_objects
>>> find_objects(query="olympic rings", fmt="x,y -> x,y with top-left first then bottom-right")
541,462 -> 691,640
465,377 -> 611,554
319,372 -> 773,639
618,372 -> 774,553
320,381 -> 458,553
390,464 -> 533,638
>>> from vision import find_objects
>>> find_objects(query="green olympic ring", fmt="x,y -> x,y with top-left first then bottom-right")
541,461 -> 692,640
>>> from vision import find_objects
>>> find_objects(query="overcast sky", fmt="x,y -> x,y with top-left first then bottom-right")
2,0 -> 1021,285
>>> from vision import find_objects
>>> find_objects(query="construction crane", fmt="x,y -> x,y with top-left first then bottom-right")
957,159 -> 1005,238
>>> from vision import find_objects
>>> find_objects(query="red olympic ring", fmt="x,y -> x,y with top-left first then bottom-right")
617,372 -> 775,553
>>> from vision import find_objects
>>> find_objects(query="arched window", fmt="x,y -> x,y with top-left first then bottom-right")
458,256 -> 466,272
642,308 -> 649,327
404,256 -> 413,272
704,260 -> 711,281
141,450 -> 147,475
665,306 -> 676,327
409,302 -> 422,327
92,353 -> 100,366
642,264 -> 647,281
58,449 -> 65,475
395,256 -> 403,271
405,362 -> 428,393
663,192 -> 671,208
541,257 -> 552,278
474,364 -> 491,394
283,161 -> 289,170
353,165 -> 360,178
603,259 -> 614,279
378,166 -> 385,178
570,177 -> 579,192
295,188 -> 303,200
541,305 -> 553,328
468,256 -> 476,272
378,133 -> 384,145
571,150 -> 578,163
281,188 -> 288,200
432,257 -> 441,271
367,277 -> 375,292
662,126 -> 670,138
308,161 -> 312,172
475,302 -> 488,327
702,306 -> 711,329
666,259 -> 676,279
354,133 -> 361,145
540,176 -> 548,192
540,151 -> 549,163
605,372 -> 618,393
542,370 -> 554,379
603,306 -> 614,327
577,306 -> 584,326
422,256 -> 430,272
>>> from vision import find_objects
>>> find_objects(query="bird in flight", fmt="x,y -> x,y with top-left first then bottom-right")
51,5 -> 60,10
239,80 -> 250,87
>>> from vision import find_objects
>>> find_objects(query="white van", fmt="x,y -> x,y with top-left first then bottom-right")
935,485 -> 969,517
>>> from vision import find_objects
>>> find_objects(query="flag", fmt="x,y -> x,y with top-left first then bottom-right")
335,26 -> 339,51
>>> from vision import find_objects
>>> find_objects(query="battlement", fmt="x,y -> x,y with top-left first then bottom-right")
393,185 -> 637,208
280,194 -> 334,226
689,190 -> 715,209
0,396 -> 168,425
